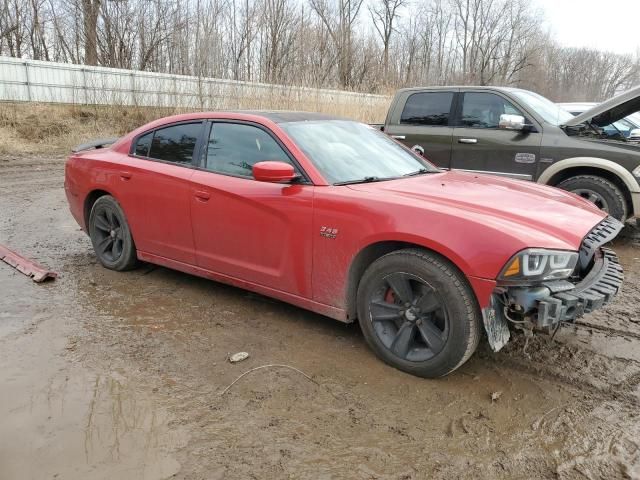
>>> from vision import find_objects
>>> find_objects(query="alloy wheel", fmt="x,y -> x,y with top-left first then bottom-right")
573,188 -> 610,213
93,207 -> 124,262
368,272 -> 449,362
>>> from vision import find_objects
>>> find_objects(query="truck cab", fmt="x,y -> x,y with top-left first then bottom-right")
381,86 -> 640,221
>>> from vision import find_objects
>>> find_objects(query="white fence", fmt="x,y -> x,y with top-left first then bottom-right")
0,56 -> 389,116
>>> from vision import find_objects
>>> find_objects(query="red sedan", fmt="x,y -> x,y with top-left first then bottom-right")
65,111 -> 624,377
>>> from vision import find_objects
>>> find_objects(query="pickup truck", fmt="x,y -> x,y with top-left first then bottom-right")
376,85 -> 640,221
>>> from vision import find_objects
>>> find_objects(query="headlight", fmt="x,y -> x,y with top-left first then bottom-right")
498,249 -> 578,284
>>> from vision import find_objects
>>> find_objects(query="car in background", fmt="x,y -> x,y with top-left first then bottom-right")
558,102 -> 640,140
64,111 -> 624,378
376,85 -> 640,221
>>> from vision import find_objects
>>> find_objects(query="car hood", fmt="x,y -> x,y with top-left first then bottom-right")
565,84 -> 640,127
347,170 -> 606,249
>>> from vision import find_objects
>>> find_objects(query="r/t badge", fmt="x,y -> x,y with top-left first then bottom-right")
320,226 -> 339,239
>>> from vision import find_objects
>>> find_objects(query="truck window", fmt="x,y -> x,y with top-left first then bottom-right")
400,92 -> 454,126
459,92 -> 525,129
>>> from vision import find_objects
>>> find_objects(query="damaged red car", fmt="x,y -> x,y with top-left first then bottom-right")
64,112 -> 624,377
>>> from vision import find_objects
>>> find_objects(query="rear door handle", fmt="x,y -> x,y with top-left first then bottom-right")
120,171 -> 132,180
194,190 -> 210,201
458,138 -> 478,144
391,135 -> 406,140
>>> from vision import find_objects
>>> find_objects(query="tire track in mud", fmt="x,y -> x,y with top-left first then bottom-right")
575,320 -> 640,341
485,335 -> 640,407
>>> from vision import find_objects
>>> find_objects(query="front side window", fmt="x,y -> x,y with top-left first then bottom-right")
147,122 -> 202,164
400,92 -> 454,126
205,123 -> 293,177
459,92 -> 526,129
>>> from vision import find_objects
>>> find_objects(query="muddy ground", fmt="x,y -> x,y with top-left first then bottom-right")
1,154 -> 639,480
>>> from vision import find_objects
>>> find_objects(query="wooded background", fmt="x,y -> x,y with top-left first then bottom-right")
1,0 -> 639,102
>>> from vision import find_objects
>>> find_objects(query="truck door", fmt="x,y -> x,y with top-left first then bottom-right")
450,91 -> 542,181
384,90 -> 457,169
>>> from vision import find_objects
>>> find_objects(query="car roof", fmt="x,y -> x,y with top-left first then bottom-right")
128,110 -> 352,138
395,85 -> 529,94
234,110 -> 347,123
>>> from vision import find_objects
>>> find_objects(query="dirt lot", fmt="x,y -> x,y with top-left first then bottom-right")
1,154 -> 640,480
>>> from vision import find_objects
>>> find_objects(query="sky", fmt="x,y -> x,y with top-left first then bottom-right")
537,0 -> 640,55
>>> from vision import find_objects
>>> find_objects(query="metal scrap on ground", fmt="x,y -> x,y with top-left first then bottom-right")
0,244 -> 57,283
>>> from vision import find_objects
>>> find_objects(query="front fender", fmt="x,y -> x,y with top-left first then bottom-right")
537,156 -> 640,193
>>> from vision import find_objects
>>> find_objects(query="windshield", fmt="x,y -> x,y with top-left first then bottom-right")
511,90 -> 575,126
280,120 -> 437,184
627,113 -> 640,128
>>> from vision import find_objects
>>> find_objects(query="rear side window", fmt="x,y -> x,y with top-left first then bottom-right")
400,92 -> 454,126
146,122 -> 202,164
134,132 -> 152,156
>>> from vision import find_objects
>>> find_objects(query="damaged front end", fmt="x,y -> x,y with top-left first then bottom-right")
482,216 -> 624,352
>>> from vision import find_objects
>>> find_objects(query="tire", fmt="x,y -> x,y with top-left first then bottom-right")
556,175 -> 627,220
88,195 -> 138,271
356,248 -> 481,378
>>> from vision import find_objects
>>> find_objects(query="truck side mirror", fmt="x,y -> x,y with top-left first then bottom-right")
499,114 -> 526,131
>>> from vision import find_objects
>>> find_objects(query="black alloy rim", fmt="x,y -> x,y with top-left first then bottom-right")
369,272 -> 449,362
572,188 -> 610,213
93,207 -> 124,262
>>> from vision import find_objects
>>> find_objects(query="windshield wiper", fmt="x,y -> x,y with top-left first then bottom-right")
403,168 -> 436,177
334,176 -> 387,186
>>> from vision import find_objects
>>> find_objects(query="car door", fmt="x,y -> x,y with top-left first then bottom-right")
450,91 -> 542,181
384,90 -> 456,168
116,121 -> 204,264
189,121 -> 314,297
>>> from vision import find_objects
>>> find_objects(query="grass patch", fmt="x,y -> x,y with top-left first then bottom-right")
0,97 -> 390,156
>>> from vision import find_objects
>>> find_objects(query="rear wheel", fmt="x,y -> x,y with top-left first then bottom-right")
556,175 -> 627,220
89,195 -> 138,271
356,249 -> 481,378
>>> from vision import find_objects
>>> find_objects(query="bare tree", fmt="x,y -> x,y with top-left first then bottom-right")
0,0 -> 638,100
309,0 -> 365,88
369,0 -> 405,82
81,0 -> 100,65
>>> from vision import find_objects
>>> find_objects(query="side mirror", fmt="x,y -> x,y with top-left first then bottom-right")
499,114 -> 526,131
252,161 -> 298,183
629,128 -> 640,141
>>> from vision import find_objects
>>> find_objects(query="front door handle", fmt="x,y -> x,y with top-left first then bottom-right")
120,171 -> 132,180
194,190 -> 210,202
391,135 -> 406,140
458,138 -> 478,144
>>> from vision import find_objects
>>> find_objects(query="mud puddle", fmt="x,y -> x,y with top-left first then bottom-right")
1,155 -> 639,479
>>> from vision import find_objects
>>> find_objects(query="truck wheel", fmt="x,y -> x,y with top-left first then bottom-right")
356,249 -> 481,378
89,195 -> 138,271
556,175 -> 627,220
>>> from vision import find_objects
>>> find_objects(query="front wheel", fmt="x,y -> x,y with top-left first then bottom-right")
556,175 -> 627,221
356,249 -> 481,378
89,195 -> 138,271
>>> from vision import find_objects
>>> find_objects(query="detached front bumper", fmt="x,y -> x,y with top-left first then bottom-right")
482,247 -> 624,351
535,248 -> 623,326
482,215 -> 625,352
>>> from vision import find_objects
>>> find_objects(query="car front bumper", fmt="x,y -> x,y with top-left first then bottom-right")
482,247 -> 624,351
482,216 -> 625,352
522,247 -> 623,327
